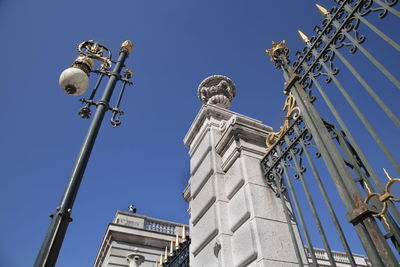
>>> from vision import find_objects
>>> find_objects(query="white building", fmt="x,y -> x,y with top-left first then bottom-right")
94,210 -> 188,267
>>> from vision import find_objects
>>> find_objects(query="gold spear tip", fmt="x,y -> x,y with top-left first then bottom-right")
297,30 -> 310,44
121,40 -> 133,54
170,240 -> 174,254
159,254 -> 163,266
383,168 -> 392,180
175,231 -> 180,249
181,225 -> 185,239
315,4 -> 329,17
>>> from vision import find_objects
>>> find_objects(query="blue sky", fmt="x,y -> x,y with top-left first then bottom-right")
0,0 -> 398,266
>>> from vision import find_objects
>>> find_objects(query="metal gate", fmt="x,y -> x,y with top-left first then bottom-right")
261,0 -> 399,266
163,238 -> 191,267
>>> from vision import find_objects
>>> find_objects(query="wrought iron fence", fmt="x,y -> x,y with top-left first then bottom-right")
262,0 -> 399,266
163,238 -> 191,267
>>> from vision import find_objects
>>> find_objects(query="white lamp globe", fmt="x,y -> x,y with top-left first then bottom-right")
59,67 -> 90,96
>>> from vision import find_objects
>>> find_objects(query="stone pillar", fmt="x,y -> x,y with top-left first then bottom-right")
183,75 -> 308,267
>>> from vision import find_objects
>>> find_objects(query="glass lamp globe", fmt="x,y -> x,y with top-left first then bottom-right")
59,67 -> 89,96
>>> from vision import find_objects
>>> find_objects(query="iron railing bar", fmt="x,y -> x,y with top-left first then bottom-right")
281,160 -> 318,266
306,69 -> 400,223
293,0 -> 363,76
384,214 -> 400,253
334,127 -> 400,249
282,68 -> 393,266
294,124 -> 358,266
387,202 -> 400,230
276,144 -> 319,266
268,153 -> 305,266
320,61 -> 400,174
270,0 -> 400,262
354,13 -> 400,52
306,73 -> 384,191
332,47 -> 400,127
341,31 -> 400,88
285,135 -> 337,267
374,0 -> 400,18
377,211 -> 400,254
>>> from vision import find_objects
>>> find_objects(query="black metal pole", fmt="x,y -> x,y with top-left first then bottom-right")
34,43 -> 131,267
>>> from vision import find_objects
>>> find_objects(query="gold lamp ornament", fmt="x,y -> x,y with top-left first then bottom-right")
59,55 -> 94,96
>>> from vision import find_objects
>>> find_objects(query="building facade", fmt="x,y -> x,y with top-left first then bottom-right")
94,210 -> 188,267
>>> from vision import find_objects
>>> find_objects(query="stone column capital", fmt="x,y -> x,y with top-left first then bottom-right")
126,252 -> 145,267
198,75 -> 236,109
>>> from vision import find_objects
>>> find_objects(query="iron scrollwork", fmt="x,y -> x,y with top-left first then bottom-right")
285,142 -> 307,180
292,0 -> 369,87
261,116 -> 310,196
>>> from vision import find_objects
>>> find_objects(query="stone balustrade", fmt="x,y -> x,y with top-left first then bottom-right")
144,219 -> 177,235
305,247 -> 371,266
113,211 -> 189,236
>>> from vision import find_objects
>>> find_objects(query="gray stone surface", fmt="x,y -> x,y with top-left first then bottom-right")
190,150 -> 213,198
228,187 -> 250,232
224,160 -> 244,200
191,175 -> 216,224
231,222 -> 257,267
191,205 -> 219,256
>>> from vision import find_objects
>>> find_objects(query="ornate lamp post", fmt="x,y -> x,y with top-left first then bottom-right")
34,40 -> 133,267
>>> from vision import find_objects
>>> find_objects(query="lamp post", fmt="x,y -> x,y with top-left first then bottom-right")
34,40 -> 133,267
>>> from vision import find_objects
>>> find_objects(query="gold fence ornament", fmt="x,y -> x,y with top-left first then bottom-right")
297,30 -> 310,44
266,92 -> 300,151
265,40 -> 288,63
315,4 -> 329,17
364,168 -> 399,228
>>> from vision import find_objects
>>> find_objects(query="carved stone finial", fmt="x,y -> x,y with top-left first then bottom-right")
198,75 -> 236,109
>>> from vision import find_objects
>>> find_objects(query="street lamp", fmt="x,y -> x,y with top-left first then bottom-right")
34,40 -> 133,267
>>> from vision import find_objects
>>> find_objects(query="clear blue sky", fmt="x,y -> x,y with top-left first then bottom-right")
0,0 -> 398,266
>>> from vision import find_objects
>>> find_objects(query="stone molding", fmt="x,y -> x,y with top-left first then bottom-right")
184,104 -> 270,153
183,184 -> 191,203
215,110 -> 272,172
